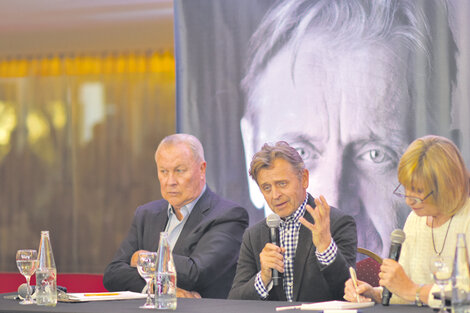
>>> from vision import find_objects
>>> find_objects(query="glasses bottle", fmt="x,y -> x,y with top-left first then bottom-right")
36,231 -> 57,306
155,232 -> 177,310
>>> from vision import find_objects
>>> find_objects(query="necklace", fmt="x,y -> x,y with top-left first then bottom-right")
431,215 -> 453,256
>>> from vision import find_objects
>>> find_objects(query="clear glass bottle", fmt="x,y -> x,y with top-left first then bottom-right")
36,231 -> 57,307
155,232 -> 177,310
451,233 -> 470,313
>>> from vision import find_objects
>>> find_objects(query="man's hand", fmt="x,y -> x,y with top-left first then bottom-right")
299,195 -> 332,252
176,287 -> 201,298
259,243 -> 286,287
130,250 -> 150,267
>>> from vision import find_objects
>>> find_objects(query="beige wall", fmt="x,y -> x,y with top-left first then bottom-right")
0,0 -> 174,57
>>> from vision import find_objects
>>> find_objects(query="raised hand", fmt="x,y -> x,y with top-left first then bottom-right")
299,195 -> 332,252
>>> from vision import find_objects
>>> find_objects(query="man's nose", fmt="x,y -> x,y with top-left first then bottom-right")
271,186 -> 282,200
166,172 -> 177,185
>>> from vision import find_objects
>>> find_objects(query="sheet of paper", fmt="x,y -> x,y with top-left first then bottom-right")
276,300 -> 374,311
301,301 -> 374,310
64,291 -> 147,302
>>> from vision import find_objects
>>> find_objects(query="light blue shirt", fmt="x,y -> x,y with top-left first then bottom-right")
164,184 -> 207,250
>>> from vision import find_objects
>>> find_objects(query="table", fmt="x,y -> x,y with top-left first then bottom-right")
0,294 -> 435,313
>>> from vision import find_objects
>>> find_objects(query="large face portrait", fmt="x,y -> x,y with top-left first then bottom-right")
242,34 -> 412,256
174,0 -> 464,257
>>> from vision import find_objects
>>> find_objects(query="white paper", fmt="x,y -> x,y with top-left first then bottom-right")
66,291 -> 147,302
276,300 -> 374,311
301,301 -> 374,310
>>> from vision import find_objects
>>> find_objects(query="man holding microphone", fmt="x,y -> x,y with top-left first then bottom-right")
229,141 -> 357,302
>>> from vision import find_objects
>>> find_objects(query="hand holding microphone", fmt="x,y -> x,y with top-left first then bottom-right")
381,229 -> 406,306
260,214 -> 284,287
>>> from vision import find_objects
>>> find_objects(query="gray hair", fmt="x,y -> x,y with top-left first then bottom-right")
242,0 -> 457,135
157,133 -> 205,162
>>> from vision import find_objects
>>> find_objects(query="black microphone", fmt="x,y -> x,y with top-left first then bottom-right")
382,229 -> 406,306
18,283 -> 35,299
18,284 -> 68,299
266,213 -> 282,286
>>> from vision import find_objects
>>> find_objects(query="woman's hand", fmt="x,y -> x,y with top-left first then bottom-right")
379,259 -> 416,302
176,287 -> 201,298
344,278 -> 380,303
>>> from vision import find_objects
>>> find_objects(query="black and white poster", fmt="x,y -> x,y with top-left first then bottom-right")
174,0 -> 470,257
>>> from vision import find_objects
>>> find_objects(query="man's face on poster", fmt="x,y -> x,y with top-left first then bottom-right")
241,35 -> 412,256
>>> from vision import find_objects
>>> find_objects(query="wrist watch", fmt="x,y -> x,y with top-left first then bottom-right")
415,284 -> 424,306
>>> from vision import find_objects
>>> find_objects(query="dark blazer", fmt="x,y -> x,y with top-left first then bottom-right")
228,194 -> 357,302
103,187 -> 249,299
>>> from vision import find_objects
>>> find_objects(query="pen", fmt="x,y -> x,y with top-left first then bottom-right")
275,305 -> 301,311
84,293 -> 120,296
349,266 -> 361,303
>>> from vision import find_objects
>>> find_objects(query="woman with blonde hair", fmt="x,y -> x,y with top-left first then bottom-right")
344,135 -> 470,306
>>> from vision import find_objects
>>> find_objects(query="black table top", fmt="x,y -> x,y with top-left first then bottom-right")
0,294 -> 435,313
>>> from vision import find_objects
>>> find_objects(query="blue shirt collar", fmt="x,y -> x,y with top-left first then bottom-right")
167,184 -> 207,219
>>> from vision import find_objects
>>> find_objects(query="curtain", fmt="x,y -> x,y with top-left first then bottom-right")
0,52 -> 176,272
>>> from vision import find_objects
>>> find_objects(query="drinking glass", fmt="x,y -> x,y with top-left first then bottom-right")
137,252 -> 157,309
430,254 -> 453,313
16,249 -> 38,305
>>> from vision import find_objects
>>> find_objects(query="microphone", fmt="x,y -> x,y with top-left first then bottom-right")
18,283 -> 68,299
266,213 -> 282,286
382,229 -> 406,306
18,283 -> 35,299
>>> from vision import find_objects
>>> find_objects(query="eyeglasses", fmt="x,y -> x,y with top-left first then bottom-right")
393,184 -> 433,204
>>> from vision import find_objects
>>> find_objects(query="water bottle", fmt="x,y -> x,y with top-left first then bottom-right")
451,233 -> 470,313
36,231 -> 57,306
155,232 -> 177,310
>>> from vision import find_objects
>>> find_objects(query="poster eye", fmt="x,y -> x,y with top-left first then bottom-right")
356,143 -> 397,169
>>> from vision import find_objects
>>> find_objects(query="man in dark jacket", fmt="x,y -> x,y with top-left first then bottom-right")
229,141 -> 356,302
104,133 -> 249,299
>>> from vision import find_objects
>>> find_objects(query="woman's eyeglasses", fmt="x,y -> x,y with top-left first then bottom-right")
393,184 -> 433,204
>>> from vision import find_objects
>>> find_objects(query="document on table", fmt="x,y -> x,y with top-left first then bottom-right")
62,291 -> 147,302
276,300 -> 375,311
